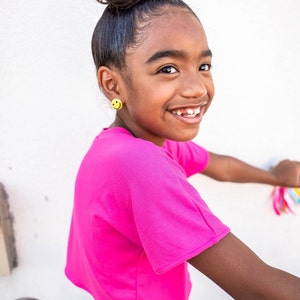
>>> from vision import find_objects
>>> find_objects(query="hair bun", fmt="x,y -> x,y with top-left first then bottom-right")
96,0 -> 142,10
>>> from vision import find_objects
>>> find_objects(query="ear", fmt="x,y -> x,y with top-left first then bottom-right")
97,66 -> 122,100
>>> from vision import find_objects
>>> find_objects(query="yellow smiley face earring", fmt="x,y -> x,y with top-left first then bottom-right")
111,98 -> 123,111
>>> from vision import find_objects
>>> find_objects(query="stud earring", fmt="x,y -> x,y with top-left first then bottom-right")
111,98 -> 123,111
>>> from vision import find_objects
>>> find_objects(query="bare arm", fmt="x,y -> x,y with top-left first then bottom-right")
202,152 -> 300,187
189,233 -> 300,300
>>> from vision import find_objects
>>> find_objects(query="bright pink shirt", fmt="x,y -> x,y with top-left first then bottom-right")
65,128 -> 230,300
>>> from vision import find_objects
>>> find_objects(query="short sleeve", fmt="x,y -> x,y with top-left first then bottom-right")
125,143 -> 229,274
163,140 -> 209,177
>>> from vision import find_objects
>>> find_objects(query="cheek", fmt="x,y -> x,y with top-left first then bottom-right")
128,86 -> 166,111
209,82 -> 215,99
203,78 -> 215,113
204,76 -> 215,100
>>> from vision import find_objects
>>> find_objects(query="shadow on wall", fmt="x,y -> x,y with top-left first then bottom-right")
0,183 -> 17,276
15,298 -> 39,300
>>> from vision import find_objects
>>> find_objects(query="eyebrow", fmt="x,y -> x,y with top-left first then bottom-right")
145,49 -> 212,64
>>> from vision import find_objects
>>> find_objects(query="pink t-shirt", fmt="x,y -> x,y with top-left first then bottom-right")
65,127 -> 230,300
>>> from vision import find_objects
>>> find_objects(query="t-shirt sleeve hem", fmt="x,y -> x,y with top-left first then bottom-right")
154,227 -> 231,274
185,143 -> 210,177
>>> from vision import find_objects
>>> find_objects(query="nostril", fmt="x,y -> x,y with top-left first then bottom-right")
180,73 -> 208,99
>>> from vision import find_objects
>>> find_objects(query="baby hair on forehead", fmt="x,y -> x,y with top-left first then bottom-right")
92,0 -> 196,70
96,0 -> 141,10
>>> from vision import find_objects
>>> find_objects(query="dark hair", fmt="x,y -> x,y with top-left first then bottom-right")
92,0 -> 197,70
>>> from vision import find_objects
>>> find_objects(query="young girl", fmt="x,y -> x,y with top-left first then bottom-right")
65,0 -> 300,299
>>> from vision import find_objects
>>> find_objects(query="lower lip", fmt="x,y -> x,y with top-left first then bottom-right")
171,113 -> 202,125
171,110 -> 205,125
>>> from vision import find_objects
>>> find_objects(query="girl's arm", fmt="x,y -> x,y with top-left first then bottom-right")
202,152 -> 300,187
189,233 -> 300,300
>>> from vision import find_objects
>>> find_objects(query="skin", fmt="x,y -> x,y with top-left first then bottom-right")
98,5 -> 300,299
204,153 -> 300,187
189,233 -> 300,300
99,7 -> 214,146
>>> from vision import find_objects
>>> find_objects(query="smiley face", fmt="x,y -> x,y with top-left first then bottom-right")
111,98 -> 123,110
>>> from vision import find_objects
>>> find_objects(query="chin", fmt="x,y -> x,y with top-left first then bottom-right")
170,129 -> 200,142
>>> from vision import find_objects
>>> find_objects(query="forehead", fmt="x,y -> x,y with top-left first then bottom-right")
127,7 -> 208,60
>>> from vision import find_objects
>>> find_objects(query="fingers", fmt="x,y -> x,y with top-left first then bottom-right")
272,159 -> 300,187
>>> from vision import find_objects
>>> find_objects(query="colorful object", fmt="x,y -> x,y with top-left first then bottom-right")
271,187 -> 300,215
288,187 -> 300,204
111,98 -> 123,110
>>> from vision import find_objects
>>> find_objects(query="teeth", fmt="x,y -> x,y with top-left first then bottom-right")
173,110 -> 182,116
172,107 -> 201,117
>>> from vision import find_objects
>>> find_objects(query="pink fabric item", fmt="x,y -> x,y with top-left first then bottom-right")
65,127 -> 230,300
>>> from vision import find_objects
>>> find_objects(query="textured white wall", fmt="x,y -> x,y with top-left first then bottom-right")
0,1 -> 299,299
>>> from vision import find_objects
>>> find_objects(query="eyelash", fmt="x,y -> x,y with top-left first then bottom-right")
158,64 -> 212,74
199,64 -> 212,71
159,66 -> 177,74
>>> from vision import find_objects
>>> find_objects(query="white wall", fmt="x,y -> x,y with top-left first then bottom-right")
0,1 -> 299,299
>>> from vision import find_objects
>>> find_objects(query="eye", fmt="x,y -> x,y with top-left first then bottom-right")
199,64 -> 212,72
158,66 -> 178,74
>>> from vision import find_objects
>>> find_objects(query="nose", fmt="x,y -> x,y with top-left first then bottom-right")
180,71 -> 208,99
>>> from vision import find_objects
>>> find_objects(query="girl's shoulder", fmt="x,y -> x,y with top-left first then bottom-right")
91,127 -> 167,165
92,128 -> 209,172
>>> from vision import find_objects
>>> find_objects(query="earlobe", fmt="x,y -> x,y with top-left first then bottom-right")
97,66 -> 121,99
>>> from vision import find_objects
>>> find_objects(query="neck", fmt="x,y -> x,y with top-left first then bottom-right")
110,114 -> 166,146
110,114 -> 136,137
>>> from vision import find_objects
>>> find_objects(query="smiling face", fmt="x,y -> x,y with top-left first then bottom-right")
110,6 -> 215,145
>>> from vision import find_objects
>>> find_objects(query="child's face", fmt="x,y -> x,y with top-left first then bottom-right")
118,7 -> 214,145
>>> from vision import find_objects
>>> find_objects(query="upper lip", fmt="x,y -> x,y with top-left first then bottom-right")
167,95 -> 209,111
168,99 -> 208,112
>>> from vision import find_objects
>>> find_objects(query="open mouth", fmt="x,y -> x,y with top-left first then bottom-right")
171,106 -> 202,118
169,104 -> 207,125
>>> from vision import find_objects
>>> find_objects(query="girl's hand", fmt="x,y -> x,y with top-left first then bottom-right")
271,159 -> 300,187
